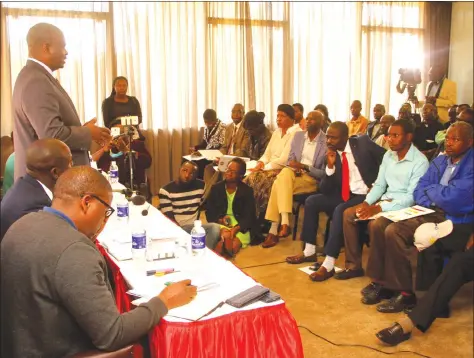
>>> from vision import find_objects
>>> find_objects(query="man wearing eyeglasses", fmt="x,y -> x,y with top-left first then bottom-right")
1,138 -> 72,240
339,119 -> 429,312
1,166 -> 196,357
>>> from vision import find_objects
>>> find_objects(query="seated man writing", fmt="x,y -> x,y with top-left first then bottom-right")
159,161 -> 222,250
1,138 -> 72,239
1,166 -> 196,357
262,111 -> 327,248
341,119 -> 429,312
206,158 -> 257,257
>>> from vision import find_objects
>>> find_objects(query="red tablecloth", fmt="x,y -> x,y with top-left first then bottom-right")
98,244 -> 304,358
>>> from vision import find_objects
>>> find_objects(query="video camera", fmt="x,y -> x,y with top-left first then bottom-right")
398,68 -> 422,86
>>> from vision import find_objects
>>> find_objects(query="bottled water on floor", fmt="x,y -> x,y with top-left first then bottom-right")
191,220 -> 206,256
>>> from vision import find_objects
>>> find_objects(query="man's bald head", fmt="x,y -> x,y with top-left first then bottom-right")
26,23 -> 67,71
445,122 -> 473,161
53,166 -> 112,202
26,139 -> 72,190
306,110 -> 323,133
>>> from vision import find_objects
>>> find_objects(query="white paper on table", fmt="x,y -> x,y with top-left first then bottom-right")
182,154 -> 208,161
298,265 -> 343,275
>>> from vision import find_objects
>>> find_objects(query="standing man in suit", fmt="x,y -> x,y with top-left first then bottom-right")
12,23 -> 111,180
262,111 -> 327,248
286,122 -> 385,279
1,138 -> 72,239
424,64 -> 457,123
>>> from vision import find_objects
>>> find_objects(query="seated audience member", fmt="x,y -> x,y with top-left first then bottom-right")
376,235 -> 473,346
243,104 -> 301,216
444,104 -> 458,130
1,139 -> 72,239
1,132 -> 15,196
339,119 -> 429,283
206,158 -> 257,256
367,104 -> 386,140
293,103 -> 306,130
0,166 -> 196,357
314,104 -> 331,133
191,109 -> 226,151
203,103 -> 250,197
158,161 -> 222,249
243,110 -> 272,161
413,122 -> 473,291
342,120 -> 429,311
374,115 -> 396,150
288,123 -> 385,278
102,76 -> 142,129
93,120 -> 152,190
262,111 -> 327,248
433,107 -> 473,158
414,104 -> 444,155
347,100 -> 369,136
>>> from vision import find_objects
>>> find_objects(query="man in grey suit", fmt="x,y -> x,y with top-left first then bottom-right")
12,23 -> 111,180
1,166 -> 196,357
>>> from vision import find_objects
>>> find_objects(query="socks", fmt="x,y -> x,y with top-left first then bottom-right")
321,256 -> 335,271
303,243 -> 316,257
281,212 -> 290,226
397,317 -> 414,334
269,222 -> 279,235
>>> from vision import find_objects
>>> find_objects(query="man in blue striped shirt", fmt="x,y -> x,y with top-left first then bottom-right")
338,119 -> 429,311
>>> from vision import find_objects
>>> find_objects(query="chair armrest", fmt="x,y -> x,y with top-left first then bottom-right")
70,345 -> 134,358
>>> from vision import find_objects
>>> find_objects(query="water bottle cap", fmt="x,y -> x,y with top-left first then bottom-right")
194,220 -> 202,228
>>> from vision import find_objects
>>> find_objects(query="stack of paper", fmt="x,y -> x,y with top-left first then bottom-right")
183,149 -> 223,162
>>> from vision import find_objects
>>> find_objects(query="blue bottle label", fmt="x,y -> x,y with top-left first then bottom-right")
191,233 -> 206,250
117,204 -> 129,218
110,170 -> 118,179
132,233 -> 147,249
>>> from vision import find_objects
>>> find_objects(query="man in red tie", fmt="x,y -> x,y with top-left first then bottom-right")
285,122 -> 385,281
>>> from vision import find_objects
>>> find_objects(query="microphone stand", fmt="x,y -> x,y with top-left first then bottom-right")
125,126 -> 136,192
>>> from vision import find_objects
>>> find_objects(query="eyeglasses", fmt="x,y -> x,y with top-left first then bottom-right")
84,193 -> 115,218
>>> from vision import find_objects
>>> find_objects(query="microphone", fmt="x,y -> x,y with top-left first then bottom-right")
142,204 -> 151,216
131,195 -> 147,206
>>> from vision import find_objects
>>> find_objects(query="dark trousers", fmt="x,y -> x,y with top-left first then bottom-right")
367,212 -> 446,292
416,223 -> 473,291
301,193 -> 366,258
409,247 -> 473,333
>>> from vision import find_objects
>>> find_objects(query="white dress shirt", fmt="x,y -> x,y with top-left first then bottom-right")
300,132 -> 320,166
28,57 -> 54,76
259,125 -> 301,169
326,142 -> 368,195
37,180 -> 53,200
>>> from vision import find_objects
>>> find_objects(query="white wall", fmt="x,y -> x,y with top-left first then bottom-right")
449,2 -> 474,105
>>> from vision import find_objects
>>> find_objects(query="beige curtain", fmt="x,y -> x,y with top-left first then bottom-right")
0,2 -> 111,136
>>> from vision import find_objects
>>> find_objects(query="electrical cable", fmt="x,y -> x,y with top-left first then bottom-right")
298,325 -> 432,358
239,260 -> 286,269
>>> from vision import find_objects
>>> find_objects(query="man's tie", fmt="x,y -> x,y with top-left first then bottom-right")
227,126 -> 237,155
341,152 -> 350,202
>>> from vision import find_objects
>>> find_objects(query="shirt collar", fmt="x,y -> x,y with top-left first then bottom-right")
36,180 -> 53,200
391,143 -> 416,162
28,57 -> 54,76
337,141 -> 352,155
43,207 -> 77,230
234,121 -> 242,131
305,131 -> 321,143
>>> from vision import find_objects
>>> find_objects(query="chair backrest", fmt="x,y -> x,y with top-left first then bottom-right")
70,345 -> 134,358
0,135 -> 14,178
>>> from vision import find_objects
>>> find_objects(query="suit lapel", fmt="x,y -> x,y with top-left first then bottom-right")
311,133 -> 325,166
349,138 -> 361,168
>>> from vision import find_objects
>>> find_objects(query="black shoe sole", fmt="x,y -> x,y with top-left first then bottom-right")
376,332 -> 411,346
377,302 -> 417,314
334,270 -> 364,280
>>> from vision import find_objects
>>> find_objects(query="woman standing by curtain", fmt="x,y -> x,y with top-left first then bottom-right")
102,76 -> 143,129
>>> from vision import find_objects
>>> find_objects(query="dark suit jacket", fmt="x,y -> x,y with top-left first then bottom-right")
320,135 -> 386,198
288,131 -> 327,179
0,174 -> 51,239
206,180 -> 256,235
12,60 -> 91,180
367,119 -> 381,139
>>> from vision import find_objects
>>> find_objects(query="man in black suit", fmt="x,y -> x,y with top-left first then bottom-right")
286,122 -> 385,281
1,138 -> 72,239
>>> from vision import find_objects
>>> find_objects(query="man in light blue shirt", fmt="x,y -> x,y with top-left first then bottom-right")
338,119 -> 428,310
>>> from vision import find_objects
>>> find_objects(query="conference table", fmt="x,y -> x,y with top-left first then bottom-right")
97,187 -> 304,358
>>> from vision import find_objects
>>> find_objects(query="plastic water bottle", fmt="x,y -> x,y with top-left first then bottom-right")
109,161 -> 119,184
191,220 -> 206,256
131,228 -> 147,264
116,197 -> 129,223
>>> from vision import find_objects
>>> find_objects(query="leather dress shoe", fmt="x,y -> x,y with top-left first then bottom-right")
361,284 -> 395,305
286,253 -> 317,264
262,234 -> 279,248
334,268 -> 365,280
377,293 -> 417,313
309,266 -> 334,282
308,262 -> 322,271
376,323 -> 411,346
278,224 -> 291,238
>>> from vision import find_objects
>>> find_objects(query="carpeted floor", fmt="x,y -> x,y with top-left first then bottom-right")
152,196 -> 473,358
